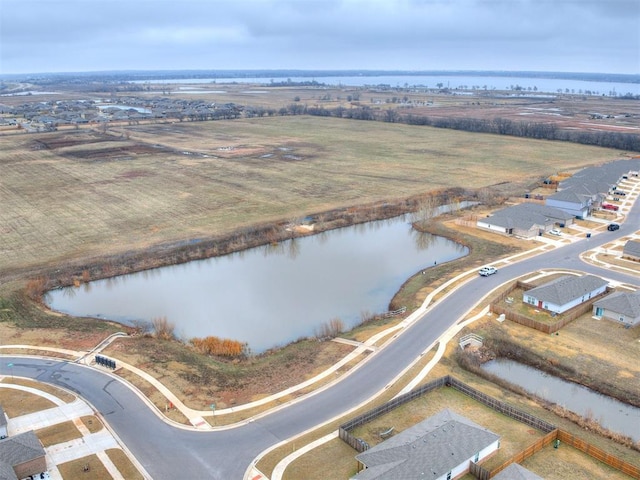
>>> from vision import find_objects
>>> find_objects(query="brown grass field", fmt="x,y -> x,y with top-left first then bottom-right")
0,116 -> 626,276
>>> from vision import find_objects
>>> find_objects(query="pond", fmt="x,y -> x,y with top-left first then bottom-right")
482,358 -> 640,442
46,213 -> 468,353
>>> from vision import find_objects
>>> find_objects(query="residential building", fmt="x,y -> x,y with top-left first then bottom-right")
593,291 -> 640,327
476,202 -> 573,238
523,275 -> 608,314
0,431 -> 46,480
352,409 -> 500,480
622,240 -> 640,262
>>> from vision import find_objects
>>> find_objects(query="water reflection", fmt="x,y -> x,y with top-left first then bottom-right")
47,214 -> 468,353
483,358 -> 640,441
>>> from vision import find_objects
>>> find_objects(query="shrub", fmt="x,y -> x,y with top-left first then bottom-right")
191,336 -> 247,357
152,316 -> 175,341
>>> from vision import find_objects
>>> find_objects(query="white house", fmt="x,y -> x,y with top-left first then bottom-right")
352,409 -> 500,480
523,275 -> 608,314
593,291 -> 640,327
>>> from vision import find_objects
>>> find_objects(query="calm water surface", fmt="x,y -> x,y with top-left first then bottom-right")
483,358 -> 640,441
47,215 -> 467,352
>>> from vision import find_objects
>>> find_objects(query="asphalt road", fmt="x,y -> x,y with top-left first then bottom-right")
2,200 -> 638,479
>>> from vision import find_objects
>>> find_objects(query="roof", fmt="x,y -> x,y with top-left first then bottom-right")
483,203 -> 572,231
353,409 -> 500,480
493,463 -> 543,480
594,291 -> 640,318
525,275 -> 608,306
0,431 -> 44,468
623,240 -> 640,258
546,188 -> 591,205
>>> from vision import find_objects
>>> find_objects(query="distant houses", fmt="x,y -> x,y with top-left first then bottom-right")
352,409 -> 500,480
523,275 -> 608,314
477,159 -> 640,237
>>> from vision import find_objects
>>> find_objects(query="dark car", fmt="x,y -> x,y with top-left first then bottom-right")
608,223 -> 620,231
617,191 -> 627,196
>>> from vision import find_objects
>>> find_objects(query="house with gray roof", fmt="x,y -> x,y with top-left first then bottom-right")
523,275 -> 608,314
593,291 -> 640,327
545,188 -> 596,219
352,409 -> 500,480
492,463 -> 543,480
0,431 -> 46,480
622,240 -> 640,262
477,202 -> 573,238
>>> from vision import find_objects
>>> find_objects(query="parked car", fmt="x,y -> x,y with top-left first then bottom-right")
602,203 -> 619,211
479,266 -> 497,276
548,229 -> 562,236
607,223 -> 620,231
616,191 -> 627,196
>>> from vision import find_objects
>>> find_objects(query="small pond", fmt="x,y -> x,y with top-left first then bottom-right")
482,358 -> 640,442
47,212 -> 469,353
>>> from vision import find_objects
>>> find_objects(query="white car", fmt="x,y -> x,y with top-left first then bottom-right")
479,266 -> 497,276
548,229 -> 562,236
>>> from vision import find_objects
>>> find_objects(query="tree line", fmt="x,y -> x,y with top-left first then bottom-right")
269,103 -> 640,152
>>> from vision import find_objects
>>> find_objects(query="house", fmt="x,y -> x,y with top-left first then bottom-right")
622,240 -> 640,262
523,275 -> 608,314
545,188 -> 595,219
493,463 -> 543,480
0,431 -> 46,480
593,291 -> 640,327
352,409 -> 500,480
476,203 -> 573,238
0,406 -> 6,439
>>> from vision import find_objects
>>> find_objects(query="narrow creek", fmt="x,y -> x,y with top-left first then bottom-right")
482,358 -> 640,442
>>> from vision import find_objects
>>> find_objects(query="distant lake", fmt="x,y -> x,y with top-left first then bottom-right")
46,214 -> 469,353
133,74 -> 639,96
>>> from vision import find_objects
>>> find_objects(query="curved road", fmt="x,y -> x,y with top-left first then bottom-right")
2,200 -> 639,479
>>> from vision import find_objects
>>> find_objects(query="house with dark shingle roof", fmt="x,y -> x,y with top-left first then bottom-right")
477,203 -> 574,238
523,275 -> 608,314
352,409 -> 500,480
622,240 -> 640,262
593,291 -> 640,327
492,463 -> 543,480
0,431 -> 46,480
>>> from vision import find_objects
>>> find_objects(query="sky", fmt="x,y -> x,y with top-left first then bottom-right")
1,0 -> 639,75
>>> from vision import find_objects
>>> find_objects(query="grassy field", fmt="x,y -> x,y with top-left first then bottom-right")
0,116 -> 624,275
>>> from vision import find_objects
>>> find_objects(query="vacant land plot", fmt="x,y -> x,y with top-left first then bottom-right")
0,117 -> 623,276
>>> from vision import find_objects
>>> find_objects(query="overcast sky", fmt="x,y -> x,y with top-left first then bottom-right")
1,0 -> 638,75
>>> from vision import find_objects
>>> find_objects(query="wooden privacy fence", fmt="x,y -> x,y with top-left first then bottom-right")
557,431 -> 640,479
490,281 -> 611,334
486,429 -> 559,478
339,376 -> 639,479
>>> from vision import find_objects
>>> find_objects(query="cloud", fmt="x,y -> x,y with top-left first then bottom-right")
0,0 -> 638,74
